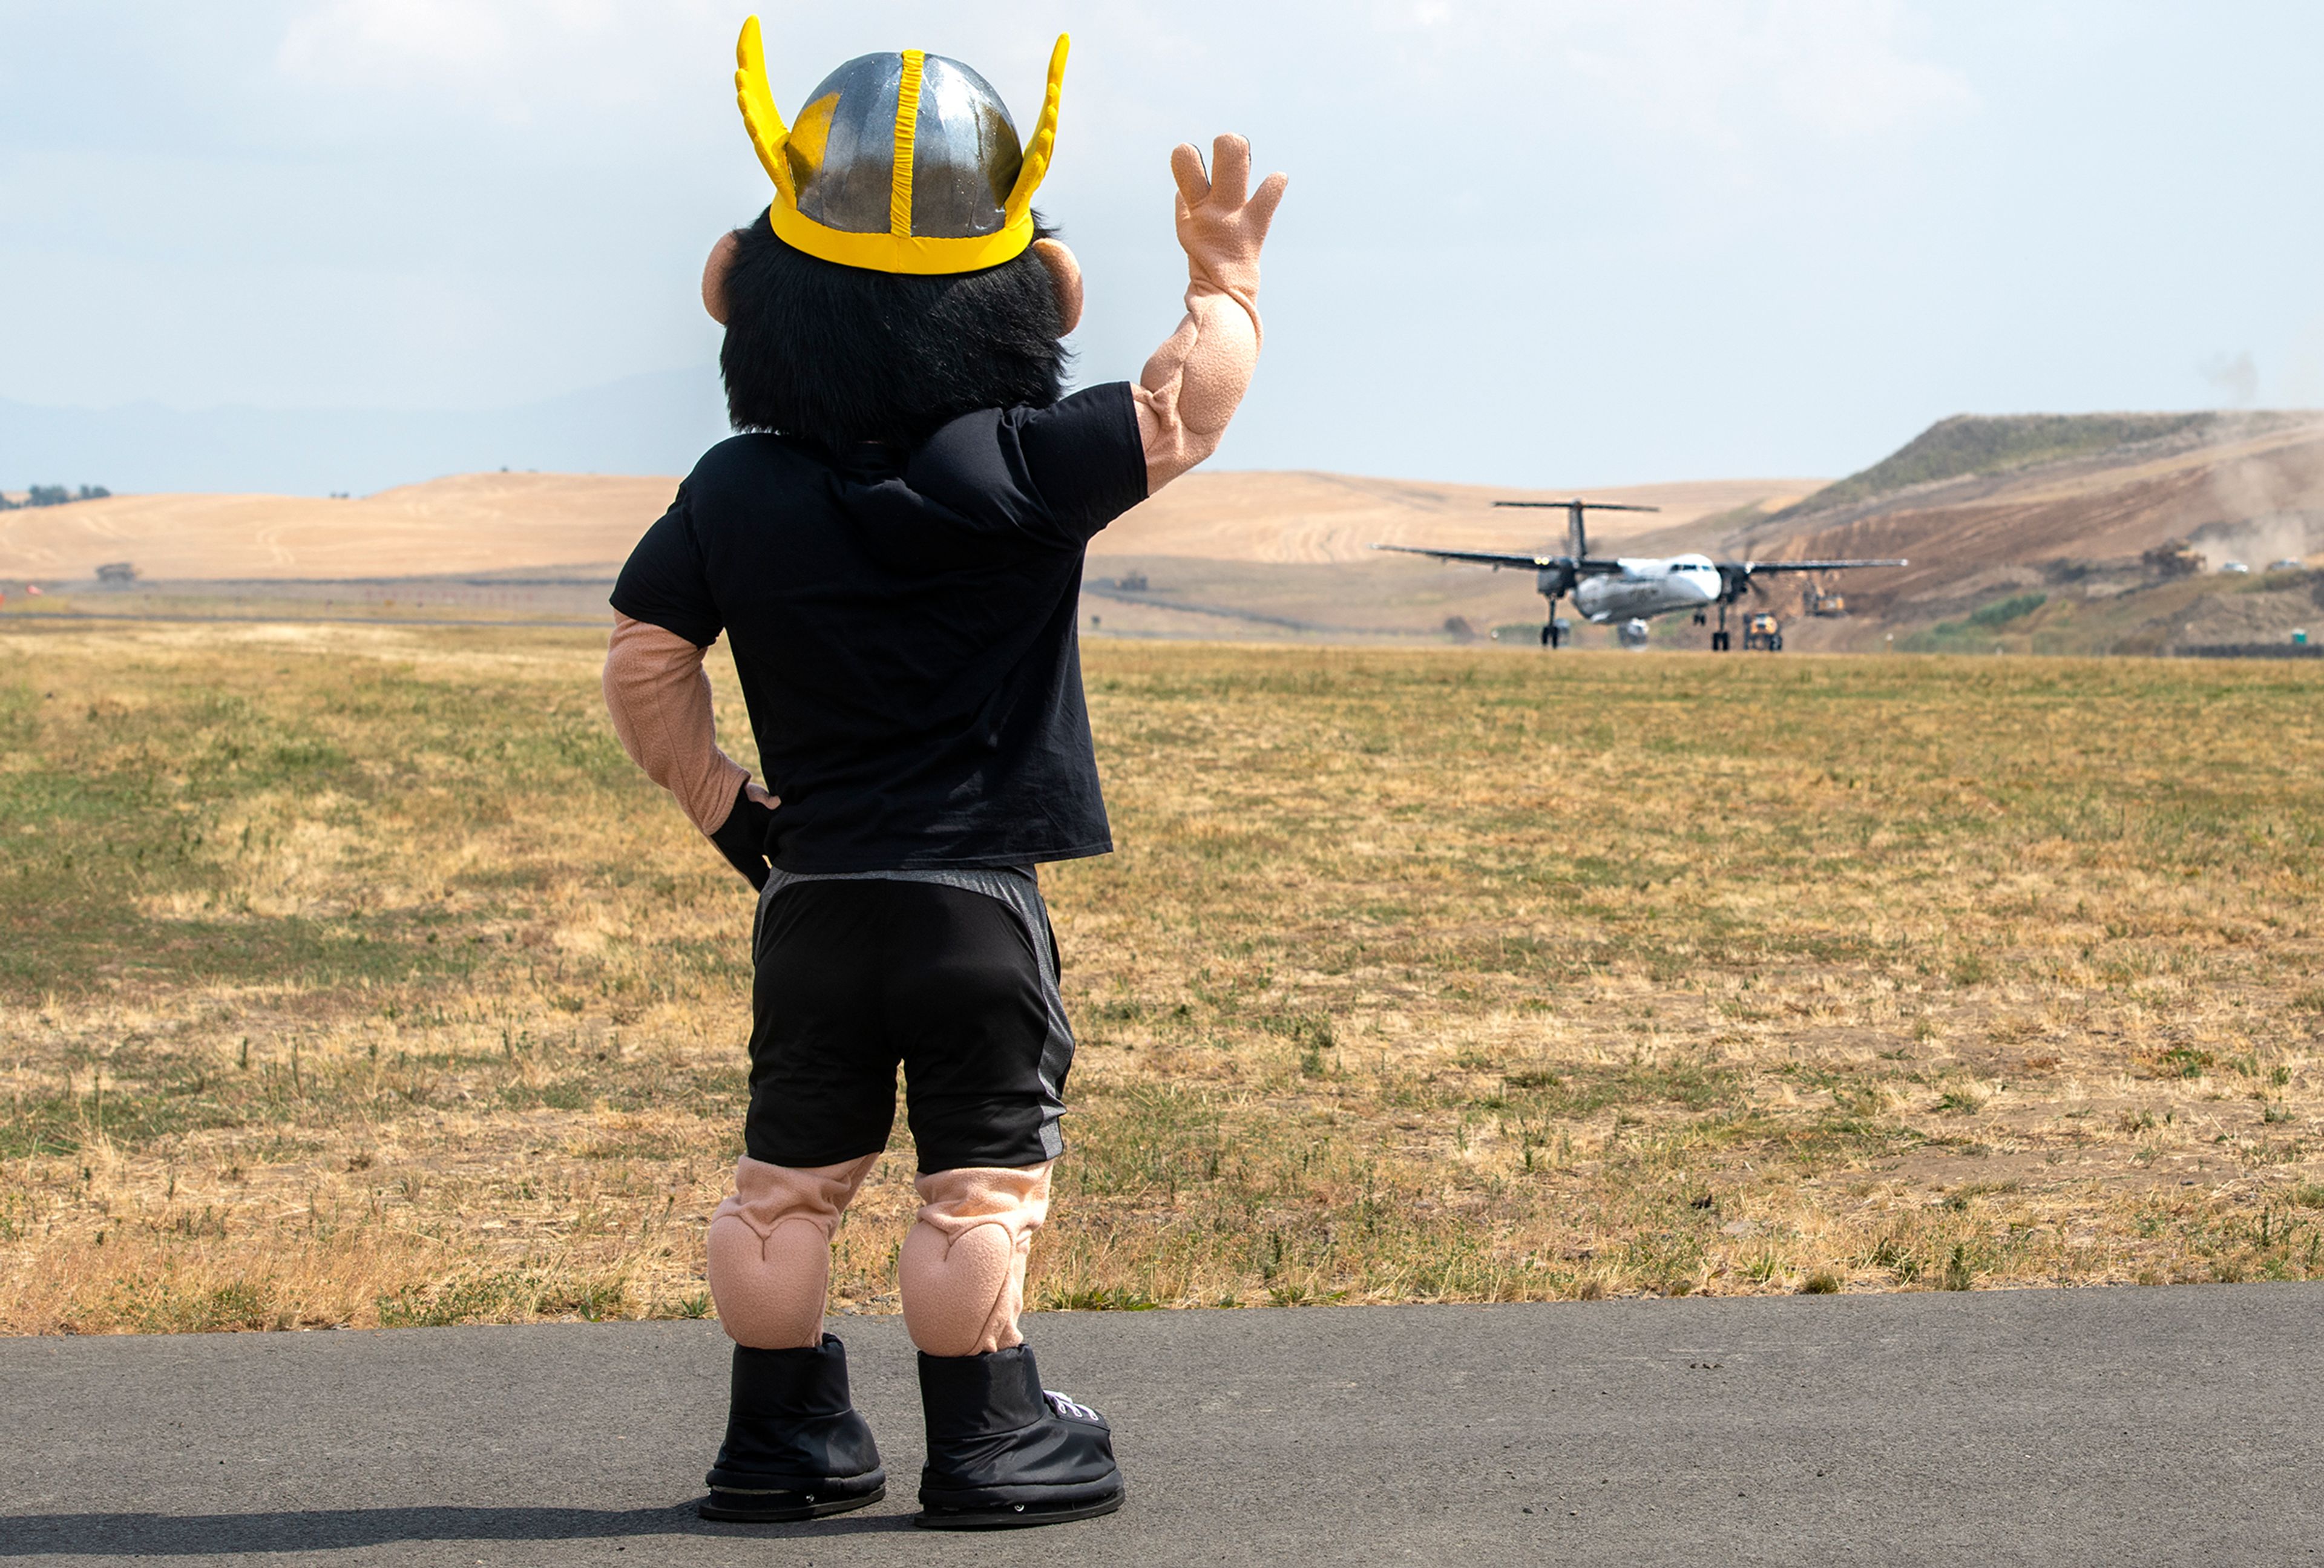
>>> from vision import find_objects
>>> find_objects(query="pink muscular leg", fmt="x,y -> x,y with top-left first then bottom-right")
706,1153 -> 878,1349
898,1163 -> 1054,1357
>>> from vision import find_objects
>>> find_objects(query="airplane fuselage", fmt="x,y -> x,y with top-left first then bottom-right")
1561,554 -> 1722,623
1373,500 -> 1903,651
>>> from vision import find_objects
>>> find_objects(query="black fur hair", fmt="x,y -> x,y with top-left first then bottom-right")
718,210 -> 1069,452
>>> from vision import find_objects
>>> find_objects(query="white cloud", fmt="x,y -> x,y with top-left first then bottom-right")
281,0 -> 516,73
1369,0 -> 1975,145
279,0 -> 515,88
275,0 -> 713,117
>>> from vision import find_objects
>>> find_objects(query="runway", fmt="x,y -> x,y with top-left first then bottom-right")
3,1285 -> 2319,1566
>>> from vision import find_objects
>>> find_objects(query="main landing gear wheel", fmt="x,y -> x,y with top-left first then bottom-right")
1540,623 -> 1564,648
1710,631 -> 1729,651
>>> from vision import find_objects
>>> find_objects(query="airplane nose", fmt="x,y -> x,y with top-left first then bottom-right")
1686,572 -> 1717,604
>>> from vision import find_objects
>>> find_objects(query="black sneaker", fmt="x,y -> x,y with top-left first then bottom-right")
699,1334 -> 886,1522
914,1344 -> 1124,1529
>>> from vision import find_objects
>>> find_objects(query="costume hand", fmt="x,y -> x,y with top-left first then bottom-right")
708,780 -> 778,890
1172,134 -> 1287,301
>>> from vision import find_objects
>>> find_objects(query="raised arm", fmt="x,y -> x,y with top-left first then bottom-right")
1134,134 -> 1288,492
602,613 -> 776,887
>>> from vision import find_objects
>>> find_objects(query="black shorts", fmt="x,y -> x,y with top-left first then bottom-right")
745,875 -> 1074,1173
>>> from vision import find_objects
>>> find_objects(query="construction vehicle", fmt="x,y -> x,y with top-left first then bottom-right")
1742,611 -> 1784,652
1807,588 -> 1848,617
2141,540 -> 2205,579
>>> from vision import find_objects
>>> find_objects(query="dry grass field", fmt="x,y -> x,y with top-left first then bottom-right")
2,623 -> 2320,1335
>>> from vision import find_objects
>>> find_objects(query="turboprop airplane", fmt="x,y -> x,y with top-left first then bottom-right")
1374,499 -> 1908,649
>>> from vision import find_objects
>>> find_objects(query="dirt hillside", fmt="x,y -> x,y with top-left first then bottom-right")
1712,411 -> 2324,655
1736,412 -> 2324,614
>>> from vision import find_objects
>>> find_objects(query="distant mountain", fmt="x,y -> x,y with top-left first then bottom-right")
0,369 -> 733,497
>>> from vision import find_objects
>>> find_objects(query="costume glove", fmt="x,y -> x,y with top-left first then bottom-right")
709,781 -> 777,890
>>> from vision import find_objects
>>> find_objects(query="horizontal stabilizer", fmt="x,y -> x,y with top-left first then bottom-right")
1371,543 -> 1554,569
1489,500 -> 1662,513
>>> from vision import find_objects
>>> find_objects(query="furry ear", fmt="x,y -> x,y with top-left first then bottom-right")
702,232 -> 742,326
1031,238 -> 1083,336
718,213 -> 1068,447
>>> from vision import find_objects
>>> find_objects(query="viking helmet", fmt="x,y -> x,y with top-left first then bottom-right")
734,16 -> 1067,276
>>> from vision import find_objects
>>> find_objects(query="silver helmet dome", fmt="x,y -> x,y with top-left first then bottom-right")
734,18 -> 1069,276
789,52 -> 1023,241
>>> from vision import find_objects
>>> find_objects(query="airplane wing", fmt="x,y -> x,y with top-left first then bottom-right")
1371,545 -> 1625,574
1715,557 -> 1909,601
1371,544 -> 1553,569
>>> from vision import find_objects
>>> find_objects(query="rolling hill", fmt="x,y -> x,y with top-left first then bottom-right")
0,470 -> 1817,583
6,410 -> 2317,655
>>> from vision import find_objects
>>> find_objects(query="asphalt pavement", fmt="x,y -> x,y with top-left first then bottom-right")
3,1284 -> 2319,1567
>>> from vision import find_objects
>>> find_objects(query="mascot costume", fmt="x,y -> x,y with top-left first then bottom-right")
602,18 -> 1285,1530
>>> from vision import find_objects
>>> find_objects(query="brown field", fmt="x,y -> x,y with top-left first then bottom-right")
2,623 -> 2321,1335
0,473 -> 678,583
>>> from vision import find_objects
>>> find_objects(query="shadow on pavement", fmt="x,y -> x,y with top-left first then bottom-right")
0,1504 -> 921,1554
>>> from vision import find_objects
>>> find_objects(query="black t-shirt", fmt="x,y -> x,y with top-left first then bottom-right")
611,382 -> 1147,873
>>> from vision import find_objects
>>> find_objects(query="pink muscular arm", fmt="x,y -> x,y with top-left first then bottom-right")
1135,135 -> 1288,491
602,613 -> 772,835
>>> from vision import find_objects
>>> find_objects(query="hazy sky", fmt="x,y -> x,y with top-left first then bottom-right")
4,1 -> 2320,486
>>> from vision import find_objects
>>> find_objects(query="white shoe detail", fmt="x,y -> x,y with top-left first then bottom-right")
1045,1391 -> 1102,1423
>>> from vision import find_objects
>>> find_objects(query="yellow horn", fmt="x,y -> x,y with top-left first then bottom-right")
734,15 -> 796,207
1002,33 -> 1068,228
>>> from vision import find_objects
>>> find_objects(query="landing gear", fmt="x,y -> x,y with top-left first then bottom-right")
1540,622 -> 1561,648
1710,601 -> 1732,652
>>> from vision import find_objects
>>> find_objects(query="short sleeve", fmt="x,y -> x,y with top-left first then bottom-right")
906,382 -> 1149,550
609,485 -> 723,648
